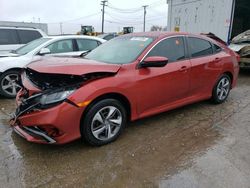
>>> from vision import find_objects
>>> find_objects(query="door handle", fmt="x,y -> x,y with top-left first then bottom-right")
179,66 -> 188,72
214,57 -> 221,62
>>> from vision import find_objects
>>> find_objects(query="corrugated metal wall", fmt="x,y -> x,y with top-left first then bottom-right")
167,0 -> 234,42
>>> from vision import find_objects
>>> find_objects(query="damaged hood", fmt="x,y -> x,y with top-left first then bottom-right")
27,57 -> 121,75
24,57 -> 121,91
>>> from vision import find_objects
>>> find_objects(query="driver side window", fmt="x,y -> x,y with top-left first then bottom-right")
147,37 -> 185,63
46,39 -> 74,54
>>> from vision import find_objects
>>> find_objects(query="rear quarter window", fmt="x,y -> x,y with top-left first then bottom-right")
0,29 -> 19,45
18,30 -> 42,44
76,39 -> 99,51
213,43 -> 222,53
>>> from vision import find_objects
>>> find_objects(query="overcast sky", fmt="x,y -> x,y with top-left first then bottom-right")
0,0 -> 168,34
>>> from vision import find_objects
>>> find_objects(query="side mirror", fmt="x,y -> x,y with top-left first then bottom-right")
139,56 -> 168,68
38,48 -> 51,56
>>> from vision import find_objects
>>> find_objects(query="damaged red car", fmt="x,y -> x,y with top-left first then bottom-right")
10,32 -> 239,146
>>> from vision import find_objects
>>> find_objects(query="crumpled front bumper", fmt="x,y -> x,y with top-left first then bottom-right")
13,124 -> 56,144
10,93 -> 85,145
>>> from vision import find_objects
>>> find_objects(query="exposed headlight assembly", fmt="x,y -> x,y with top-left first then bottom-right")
40,89 -> 75,105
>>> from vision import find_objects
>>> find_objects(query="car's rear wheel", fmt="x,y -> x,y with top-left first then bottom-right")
81,99 -> 127,146
0,70 -> 21,98
211,74 -> 231,104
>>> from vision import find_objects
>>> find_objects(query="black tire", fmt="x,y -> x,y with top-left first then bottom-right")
211,74 -> 231,104
81,99 -> 127,146
0,70 -> 21,98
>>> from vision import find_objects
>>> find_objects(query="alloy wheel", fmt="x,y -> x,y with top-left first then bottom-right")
216,77 -> 230,101
1,74 -> 21,96
91,106 -> 122,141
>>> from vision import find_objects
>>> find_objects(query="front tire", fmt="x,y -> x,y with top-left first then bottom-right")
0,70 -> 21,98
81,99 -> 127,146
211,74 -> 231,104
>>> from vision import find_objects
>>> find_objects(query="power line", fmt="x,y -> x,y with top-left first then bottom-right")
107,7 -> 142,15
107,3 -> 142,12
105,19 -> 143,25
105,12 -> 143,24
148,0 -> 167,7
47,12 -> 101,24
105,11 -> 143,21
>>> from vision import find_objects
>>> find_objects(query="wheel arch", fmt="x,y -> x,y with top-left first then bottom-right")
80,92 -> 132,125
0,67 -> 23,75
223,71 -> 233,88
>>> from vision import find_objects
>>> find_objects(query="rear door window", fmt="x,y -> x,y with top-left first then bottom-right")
0,29 -> 19,45
187,37 -> 213,58
46,39 -> 74,54
146,37 -> 186,62
18,30 -> 42,44
76,39 -> 99,51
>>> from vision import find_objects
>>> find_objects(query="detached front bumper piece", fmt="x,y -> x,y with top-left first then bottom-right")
10,95 -> 85,144
13,125 -> 56,144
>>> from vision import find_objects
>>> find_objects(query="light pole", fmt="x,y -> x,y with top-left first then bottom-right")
142,5 -> 148,32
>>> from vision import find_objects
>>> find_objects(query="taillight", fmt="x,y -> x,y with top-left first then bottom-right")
236,53 -> 241,62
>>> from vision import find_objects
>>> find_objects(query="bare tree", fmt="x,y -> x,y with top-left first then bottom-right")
150,25 -> 163,31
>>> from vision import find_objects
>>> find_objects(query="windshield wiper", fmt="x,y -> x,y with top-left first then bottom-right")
80,50 -> 92,57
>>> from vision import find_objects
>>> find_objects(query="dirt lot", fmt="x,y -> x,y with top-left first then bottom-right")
1,71 -> 250,188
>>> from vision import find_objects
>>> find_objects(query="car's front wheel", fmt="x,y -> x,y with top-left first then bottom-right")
0,70 -> 21,98
81,99 -> 127,146
211,74 -> 231,104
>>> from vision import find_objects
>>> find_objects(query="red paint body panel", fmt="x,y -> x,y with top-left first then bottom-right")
12,32 -> 239,144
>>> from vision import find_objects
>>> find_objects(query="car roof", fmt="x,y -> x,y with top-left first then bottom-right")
120,31 -> 218,43
0,26 -> 42,31
123,32 -> 189,39
44,35 -> 106,42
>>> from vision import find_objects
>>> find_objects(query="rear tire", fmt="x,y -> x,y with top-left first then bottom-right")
0,70 -> 21,98
211,74 -> 231,104
81,99 -> 127,146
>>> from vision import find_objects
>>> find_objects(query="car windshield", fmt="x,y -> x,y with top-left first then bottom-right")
85,36 -> 154,64
15,38 -> 51,55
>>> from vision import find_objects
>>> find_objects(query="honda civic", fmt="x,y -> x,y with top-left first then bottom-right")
10,32 -> 239,146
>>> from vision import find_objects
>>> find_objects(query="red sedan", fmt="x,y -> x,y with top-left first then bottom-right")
10,32 -> 239,146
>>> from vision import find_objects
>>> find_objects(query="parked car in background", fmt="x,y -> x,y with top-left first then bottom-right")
97,33 -> 118,40
229,30 -> 250,69
11,32 -> 239,146
0,26 -> 46,54
0,35 -> 106,98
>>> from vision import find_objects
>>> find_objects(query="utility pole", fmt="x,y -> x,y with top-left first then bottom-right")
101,0 -> 108,34
60,22 -> 63,34
142,5 -> 148,32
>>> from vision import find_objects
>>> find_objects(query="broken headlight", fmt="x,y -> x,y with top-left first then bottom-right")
40,89 -> 75,105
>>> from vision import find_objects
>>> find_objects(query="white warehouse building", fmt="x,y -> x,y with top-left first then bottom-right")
167,0 -> 250,43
